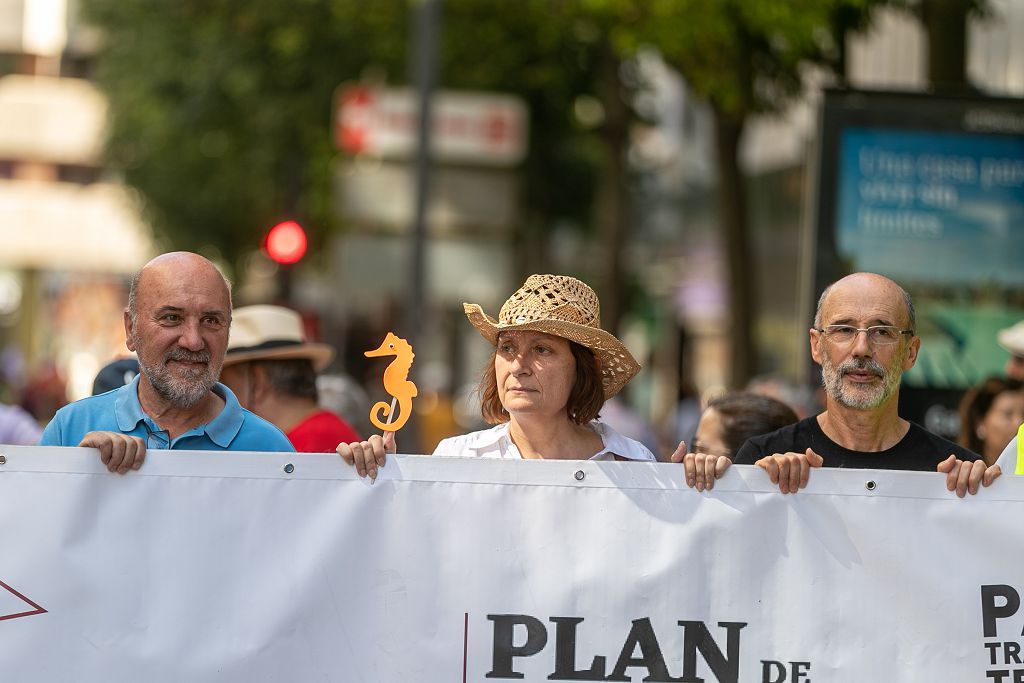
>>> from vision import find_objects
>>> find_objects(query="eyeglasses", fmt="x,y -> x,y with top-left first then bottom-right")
142,421 -> 170,449
692,439 -> 733,459
815,325 -> 914,346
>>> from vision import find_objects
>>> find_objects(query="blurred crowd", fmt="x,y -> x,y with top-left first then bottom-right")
1,256 -> 1022,477
3,314 -> 1023,467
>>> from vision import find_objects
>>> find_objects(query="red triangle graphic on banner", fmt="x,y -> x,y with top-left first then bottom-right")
0,579 -> 46,621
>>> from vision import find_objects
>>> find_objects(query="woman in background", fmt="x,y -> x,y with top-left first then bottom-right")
678,391 -> 798,491
958,376 -> 1024,466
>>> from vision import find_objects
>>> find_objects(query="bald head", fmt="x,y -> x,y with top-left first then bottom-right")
812,273 -> 920,412
128,252 -> 232,325
814,273 -> 915,332
124,252 -> 233,409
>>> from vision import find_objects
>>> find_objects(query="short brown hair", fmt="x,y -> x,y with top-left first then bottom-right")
707,391 -> 799,455
479,341 -> 605,425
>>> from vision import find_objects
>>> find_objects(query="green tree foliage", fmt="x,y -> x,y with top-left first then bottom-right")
440,0 -> 643,328
590,0 -> 886,385
86,0 -> 407,268
87,0 -> 626,283
87,0 -> 894,383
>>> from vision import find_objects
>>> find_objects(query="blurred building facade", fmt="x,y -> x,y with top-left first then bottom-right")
736,0 -> 1024,379
1,0 -> 1022,441
0,0 -> 153,408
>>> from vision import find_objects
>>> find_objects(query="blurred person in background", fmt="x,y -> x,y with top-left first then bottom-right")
665,379 -> 702,462
0,358 -> 42,445
219,305 -> 360,452
988,321 -> 1024,475
317,372 -> 371,439
92,357 -> 140,395
20,362 -> 67,425
998,321 -> 1024,381
600,390 -> 660,456
746,374 -> 821,420
338,274 -> 655,479
41,252 -> 293,472
958,376 -> 1024,466
0,399 -> 42,445
678,391 -> 798,491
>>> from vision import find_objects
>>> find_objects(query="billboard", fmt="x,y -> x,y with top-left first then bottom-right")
812,89 -> 1024,432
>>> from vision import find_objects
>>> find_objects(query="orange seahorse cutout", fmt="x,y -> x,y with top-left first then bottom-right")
365,332 -> 418,432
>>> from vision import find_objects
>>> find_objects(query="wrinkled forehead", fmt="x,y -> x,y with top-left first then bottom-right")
821,278 -> 910,327
138,259 -> 231,311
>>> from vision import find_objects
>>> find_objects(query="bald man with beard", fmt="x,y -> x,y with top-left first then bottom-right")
684,273 -> 1000,497
41,252 -> 293,472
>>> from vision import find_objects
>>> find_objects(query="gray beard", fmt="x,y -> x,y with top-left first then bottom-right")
820,353 -> 903,410
136,340 -> 219,409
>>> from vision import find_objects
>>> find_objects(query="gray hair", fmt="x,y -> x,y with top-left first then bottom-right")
813,275 -> 916,332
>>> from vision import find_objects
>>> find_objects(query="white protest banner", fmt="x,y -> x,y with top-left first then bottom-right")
0,445 -> 1022,682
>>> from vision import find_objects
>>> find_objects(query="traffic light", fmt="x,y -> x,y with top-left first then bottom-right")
263,220 -> 308,265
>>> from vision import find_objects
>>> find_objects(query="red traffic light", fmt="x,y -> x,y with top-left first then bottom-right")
264,221 -> 307,265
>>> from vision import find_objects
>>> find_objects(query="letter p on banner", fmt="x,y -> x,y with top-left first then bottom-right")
982,585 -> 1021,638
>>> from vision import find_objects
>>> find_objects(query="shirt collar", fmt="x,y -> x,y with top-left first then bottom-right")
589,420 -> 622,457
460,423 -> 510,451
114,374 -> 147,432
203,383 -> 244,447
113,374 -> 243,448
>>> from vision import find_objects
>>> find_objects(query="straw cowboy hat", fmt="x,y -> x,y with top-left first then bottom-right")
463,274 -> 640,398
224,305 -> 334,372
999,320 -> 1024,357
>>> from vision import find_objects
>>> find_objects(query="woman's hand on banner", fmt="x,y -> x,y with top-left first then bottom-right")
337,431 -> 396,482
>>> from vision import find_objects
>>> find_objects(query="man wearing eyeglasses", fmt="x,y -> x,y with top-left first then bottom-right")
725,272 -> 999,497
40,252 -> 294,473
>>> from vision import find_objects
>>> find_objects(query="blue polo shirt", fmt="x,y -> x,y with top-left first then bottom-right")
40,375 -> 294,452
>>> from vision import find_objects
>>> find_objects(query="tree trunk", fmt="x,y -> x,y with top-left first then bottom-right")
712,106 -> 754,388
920,0 -> 974,91
595,39 -> 630,335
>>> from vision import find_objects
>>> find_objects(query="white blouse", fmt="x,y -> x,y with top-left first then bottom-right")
432,420 -> 655,461
995,436 -> 1018,473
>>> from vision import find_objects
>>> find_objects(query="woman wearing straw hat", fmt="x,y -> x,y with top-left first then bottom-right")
338,274 -> 655,478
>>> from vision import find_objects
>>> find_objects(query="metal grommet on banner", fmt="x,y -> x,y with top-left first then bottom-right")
284,463 -> 295,474
865,480 -> 876,491
0,454 -> 6,465
574,470 -> 585,481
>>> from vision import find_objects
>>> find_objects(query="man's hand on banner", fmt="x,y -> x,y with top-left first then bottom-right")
671,442 -> 731,492
936,455 -> 1001,498
753,448 -> 824,494
337,431 -> 396,482
79,431 -> 146,474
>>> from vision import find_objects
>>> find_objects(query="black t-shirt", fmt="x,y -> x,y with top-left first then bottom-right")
733,415 -> 981,471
